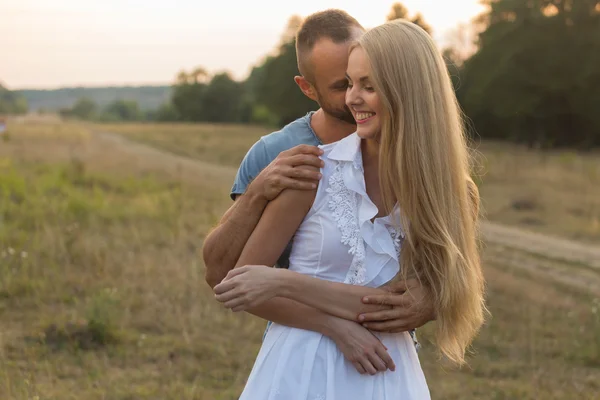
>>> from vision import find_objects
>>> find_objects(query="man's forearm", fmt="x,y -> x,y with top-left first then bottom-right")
202,189 -> 268,288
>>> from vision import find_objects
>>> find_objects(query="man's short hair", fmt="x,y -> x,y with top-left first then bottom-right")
295,9 -> 364,82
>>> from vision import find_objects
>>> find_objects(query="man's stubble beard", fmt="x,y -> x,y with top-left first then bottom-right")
327,104 -> 357,125
314,87 -> 356,126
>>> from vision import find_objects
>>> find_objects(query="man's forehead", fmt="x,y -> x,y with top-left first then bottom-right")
309,38 -> 350,78
311,37 -> 352,59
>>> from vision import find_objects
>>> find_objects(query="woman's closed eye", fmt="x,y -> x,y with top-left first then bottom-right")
347,82 -> 375,93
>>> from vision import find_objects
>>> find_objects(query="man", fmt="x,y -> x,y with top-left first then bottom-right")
203,9 -> 435,374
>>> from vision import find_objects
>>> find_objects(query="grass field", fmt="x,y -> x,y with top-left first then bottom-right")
98,122 -> 600,245
0,119 -> 599,399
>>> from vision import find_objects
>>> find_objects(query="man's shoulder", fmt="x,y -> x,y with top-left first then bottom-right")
258,112 -> 320,157
231,112 -> 319,199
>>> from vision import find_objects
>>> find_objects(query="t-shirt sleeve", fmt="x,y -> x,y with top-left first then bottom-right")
230,138 -> 269,200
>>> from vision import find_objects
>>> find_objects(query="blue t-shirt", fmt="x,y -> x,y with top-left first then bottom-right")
231,111 -> 321,200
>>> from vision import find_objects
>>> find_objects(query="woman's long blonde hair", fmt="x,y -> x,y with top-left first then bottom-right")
356,20 -> 487,365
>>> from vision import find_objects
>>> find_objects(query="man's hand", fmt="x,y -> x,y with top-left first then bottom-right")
327,318 -> 396,376
357,279 -> 436,333
247,145 -> 324,201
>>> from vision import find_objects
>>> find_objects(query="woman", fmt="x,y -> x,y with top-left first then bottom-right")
214,20 -> 486,399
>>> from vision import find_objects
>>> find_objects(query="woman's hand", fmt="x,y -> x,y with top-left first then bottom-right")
213,265 -> 282,312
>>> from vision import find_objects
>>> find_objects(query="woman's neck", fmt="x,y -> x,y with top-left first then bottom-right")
361,137 -> 380,166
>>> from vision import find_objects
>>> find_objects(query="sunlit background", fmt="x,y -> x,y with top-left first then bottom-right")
0,1 -> 599,399
3,0 -> 484,88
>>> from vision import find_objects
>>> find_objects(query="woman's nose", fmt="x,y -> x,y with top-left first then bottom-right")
346,86 -> 361,106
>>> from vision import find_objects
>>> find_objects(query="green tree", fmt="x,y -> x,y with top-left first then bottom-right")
171,68 -> 207,122
200,72 -> 244,123
459,0 -> 600,148
247,16 -> 317,125
253,40 -> 317,125
387,2 -> 433,34
154,102 -> 180,122
0,84 -> 28,114
70,97 -> 98,120
102,99 -> 141,121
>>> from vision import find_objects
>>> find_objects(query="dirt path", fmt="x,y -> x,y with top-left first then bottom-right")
481,223 -> 600,271
94,130 -> 235,187
94,130 -> 600,294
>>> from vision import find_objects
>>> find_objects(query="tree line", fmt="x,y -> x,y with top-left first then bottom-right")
52,1 -> 600,148
0,84 -> 28,115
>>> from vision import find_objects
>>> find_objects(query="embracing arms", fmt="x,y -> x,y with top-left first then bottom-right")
202,149 -> 397,374
202,145 -> 324,288
214,180 -> 393,321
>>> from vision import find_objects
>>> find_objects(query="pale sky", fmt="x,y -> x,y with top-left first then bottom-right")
1,0 -> 486,89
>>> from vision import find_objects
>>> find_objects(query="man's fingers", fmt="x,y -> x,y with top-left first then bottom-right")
283,144 -> 324,157
279,177 -> 317,191
286,166 -> 322,181
387,280 -> 407,293
287,154 -> 325,168
362,294 -> 412,307
376,346 -> 396,372
363,320 -> 408,332
359,308 -> 406,322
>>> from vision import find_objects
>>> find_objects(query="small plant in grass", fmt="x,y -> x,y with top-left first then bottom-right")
84,287 -> 122,346
41,288 -> 122,351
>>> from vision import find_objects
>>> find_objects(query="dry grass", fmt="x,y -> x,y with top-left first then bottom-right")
474,140 -> 600,244
419,254 -> 600,399
93,122 -> 268,168
98,122 -> 600,245
0,120 -> 598,399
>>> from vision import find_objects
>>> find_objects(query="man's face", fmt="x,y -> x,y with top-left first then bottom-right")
307,32 -> 362,125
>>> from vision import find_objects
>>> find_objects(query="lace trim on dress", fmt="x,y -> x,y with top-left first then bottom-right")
386,224 -> 405,259
326,161 -> 367,285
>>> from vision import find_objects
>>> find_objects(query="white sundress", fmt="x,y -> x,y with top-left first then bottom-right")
238,133 -> 431,400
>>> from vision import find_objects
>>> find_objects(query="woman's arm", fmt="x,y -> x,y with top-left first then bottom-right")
277,268 -> 391,321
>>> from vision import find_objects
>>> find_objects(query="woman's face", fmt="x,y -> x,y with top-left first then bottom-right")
345,46 -> 383,140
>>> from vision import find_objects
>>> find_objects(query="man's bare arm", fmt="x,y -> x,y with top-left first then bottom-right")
202,145 -> 324,288
203,191 -> 267,288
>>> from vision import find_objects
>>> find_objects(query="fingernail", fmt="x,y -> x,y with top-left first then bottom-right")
311,183 -> 317,189
358,315 -> 364,321
363,297 -> 369,303
318,173 -> 322,179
